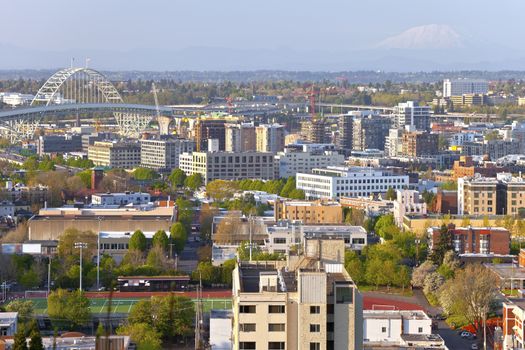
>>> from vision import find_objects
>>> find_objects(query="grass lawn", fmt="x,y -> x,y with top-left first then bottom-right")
25,297 -> 232,315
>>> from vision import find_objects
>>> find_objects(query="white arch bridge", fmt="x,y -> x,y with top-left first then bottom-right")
1,67 -> 178,140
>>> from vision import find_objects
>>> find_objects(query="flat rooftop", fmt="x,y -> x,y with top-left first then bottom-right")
486,263 -> 525,280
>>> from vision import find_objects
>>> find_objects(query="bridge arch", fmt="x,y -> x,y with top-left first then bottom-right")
31,67 -> 123,106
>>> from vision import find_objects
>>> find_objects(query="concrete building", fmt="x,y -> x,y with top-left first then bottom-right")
337,113 -> 354,152
296,166 -> 409,200
427,225 -> 510,255
274,199 -> 343,224
450,94 -> 487,107
352,115 -> 391,151
232,238 -> 363,350
194,118 -> 226,151
264,221 -> 367,254
256,124 -> 285,153
0,93 -> 33,107
401,131 -> 439,157
225,122 -> 256,152
385,128 -> 404,157
443,78 -> 488,98
393,190 -> 427,229
91,192 -> 151,206
140,136 -> 195,171
274,144 -> 345,179
458,173 -> 525,216
37,134 -> 83,156
0,312 -> 17,336
27,205 -> 176,241
179,151 -> 276,184
393,101 -> 431,131
88,141 -> 141,168
461,139 -> 521,160
81,132 -> 116,152
363,310 -> 442,348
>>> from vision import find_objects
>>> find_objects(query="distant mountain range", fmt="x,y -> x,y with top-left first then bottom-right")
0,24 -> 524,72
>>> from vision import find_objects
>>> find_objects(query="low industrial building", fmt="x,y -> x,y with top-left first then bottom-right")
91,192 -> 151,206
0,312 -> 17,336
28,205 -> 176,241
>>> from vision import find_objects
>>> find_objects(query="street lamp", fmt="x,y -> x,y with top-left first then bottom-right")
74,242 -> 88,291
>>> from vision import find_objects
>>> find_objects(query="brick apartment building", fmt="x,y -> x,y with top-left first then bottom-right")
427,224 -> 510,255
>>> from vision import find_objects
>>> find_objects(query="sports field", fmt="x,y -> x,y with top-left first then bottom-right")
28,297 -> 232,315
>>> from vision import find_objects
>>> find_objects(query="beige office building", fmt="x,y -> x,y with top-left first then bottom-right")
179,151 -> 276,184
232,238 -> 362,350
274,199 -> 343,224
88,141 -> 141,168
225,123 -> 256,152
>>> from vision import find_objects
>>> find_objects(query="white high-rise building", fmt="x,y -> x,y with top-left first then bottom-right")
443,79 -> 488,98
393,101 -> 431,131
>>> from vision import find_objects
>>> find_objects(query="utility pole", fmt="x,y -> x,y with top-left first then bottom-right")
74,242 -> 88,291
97,218 -> 101,291
47,256 -> 51,295
249,215 -> 253,261
195,272 -> 203,350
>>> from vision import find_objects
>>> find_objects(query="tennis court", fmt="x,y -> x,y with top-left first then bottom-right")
27,297 -> 232,315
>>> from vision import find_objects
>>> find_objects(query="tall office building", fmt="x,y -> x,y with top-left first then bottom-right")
179,151 -> 276,184
352,115 -> 391,151
385,128 -> 404,157
225,122 -> 256,152
337,114 -> 354,152
194,119 -> 226,151
443,79 -> 488,98
256,124 -> 285,153
393,101 -> 431,131
140,136 -> 195,171
232,237 -> 363,350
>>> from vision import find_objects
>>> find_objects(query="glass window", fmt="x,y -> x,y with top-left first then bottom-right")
310,306 -> 321,314
240,323 -> 256,332
310,343 -> 320,350
268,342 -> 285,350
310,324 -> 320,332
239,342 -> 256,350
239,305 -> 256,313
268,323 -> 285,332
268,305 -> 285,313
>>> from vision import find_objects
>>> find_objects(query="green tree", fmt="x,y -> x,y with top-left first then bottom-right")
168,168 -> 186,188
47,289 -> 91,329
192,261 -> 218,286
77,170 -> 93,188
116,323 -> 162,350
28,322 -> 44,350
132,167 -> 159,181
12,324 -> 28,350
430,225 -> 452,265
206,180 -> 239,201
57,228 -> 97,265
129,230 -> 147,252
152,230 -> 169,251
170,222 -> 188,255
6,300 -> 34,325
385,187 -> 397,200
184,173 -> 203,190
146,245 -> 169,271
279,177 -> 296,198
127,295 -> 194,338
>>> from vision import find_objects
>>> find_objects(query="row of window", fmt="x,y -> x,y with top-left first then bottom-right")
239,323 -> 285,332
239,342 -> 321,350
239,305 -> 285,314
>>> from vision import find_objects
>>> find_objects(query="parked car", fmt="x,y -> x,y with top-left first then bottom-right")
471,343 -> 479,350
461,331 -> 472,339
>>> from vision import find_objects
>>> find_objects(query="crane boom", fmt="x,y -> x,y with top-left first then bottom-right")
152,82 -> 161,120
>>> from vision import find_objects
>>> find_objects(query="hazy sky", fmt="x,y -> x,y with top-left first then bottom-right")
2,0 -> 523,51
1,0 -> 524,70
